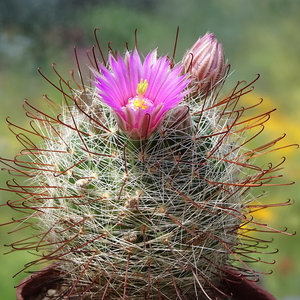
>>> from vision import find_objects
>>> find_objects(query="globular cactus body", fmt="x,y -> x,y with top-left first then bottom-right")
1,31 -> 295,300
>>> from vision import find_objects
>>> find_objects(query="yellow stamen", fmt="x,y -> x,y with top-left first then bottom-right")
134,79 -> 149,109
132,99 -> 149,109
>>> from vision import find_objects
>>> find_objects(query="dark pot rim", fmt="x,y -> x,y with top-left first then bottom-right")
16,265 -> 63,300
220,268 -> 277,300
16,266 -> 277,300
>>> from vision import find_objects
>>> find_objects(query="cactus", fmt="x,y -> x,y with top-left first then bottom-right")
1,31 -> 296,299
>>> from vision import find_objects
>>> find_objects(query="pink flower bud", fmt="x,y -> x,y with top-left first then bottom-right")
182,32 -> 227,95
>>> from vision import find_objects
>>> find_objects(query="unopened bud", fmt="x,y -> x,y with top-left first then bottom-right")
182,32 -> 227,95
162,105 -> 192,135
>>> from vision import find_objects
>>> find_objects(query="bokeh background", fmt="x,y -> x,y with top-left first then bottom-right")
0,0 -> 299,299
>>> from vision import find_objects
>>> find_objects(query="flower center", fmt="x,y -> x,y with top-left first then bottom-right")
128,79 -> 153,110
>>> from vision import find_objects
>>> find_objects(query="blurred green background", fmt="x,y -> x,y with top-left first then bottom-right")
0,0 -> 299,299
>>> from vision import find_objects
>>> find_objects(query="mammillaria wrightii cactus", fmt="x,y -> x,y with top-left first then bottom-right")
1,30 -> 296,300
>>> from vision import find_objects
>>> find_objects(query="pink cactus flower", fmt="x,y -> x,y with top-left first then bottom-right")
92,49 -> 189,140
